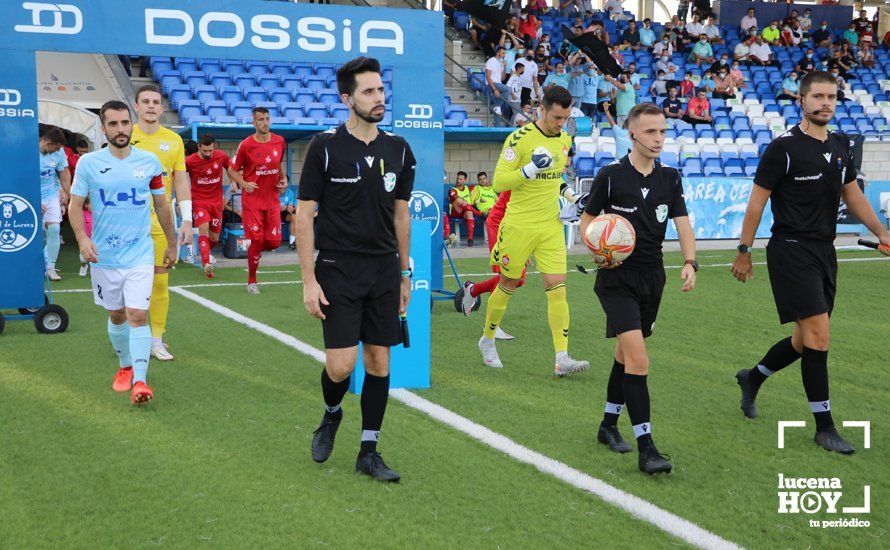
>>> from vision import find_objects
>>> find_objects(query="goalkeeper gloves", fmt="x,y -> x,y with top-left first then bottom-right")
558,192 -> 590,223
521,147 -> 554,179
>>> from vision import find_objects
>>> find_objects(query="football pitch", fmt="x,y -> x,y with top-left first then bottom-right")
1,245 -> 887,548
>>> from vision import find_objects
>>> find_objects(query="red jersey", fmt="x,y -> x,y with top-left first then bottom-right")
64,146 -> 79,179
231,133 -> 286,210
487,190 -> 511,226
186,149 -> 230,204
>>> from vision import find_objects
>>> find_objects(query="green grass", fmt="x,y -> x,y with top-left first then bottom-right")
2,245 -> 887,548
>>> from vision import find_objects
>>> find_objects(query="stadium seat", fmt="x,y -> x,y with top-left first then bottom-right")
270,62 -> 291,77
270,88 -> 292,105
193,84 -> 217,105
315,63 -> 337,80
167,84 -> 192,109
305,102 -> 328,120
178,100 -> 202,123
198,59 -> 222,73
682,158 -> 702,172
317,90 -> 340,106
149,56 -> 174,73
234,73 -> 256,89
280,102 -> 303,120
294,88 -> 316,105
463,119 -> 483,127
661,152 -> 679,167
243,87 -> 268,104
293,63 -> 313,79
208,72 -> 232,88
174,57 -> 197,72
304,75 -> 327,91
222,60 -> 245,76
214,115 -> 238,125
231,101 -> 254,119
331,105 -> 350,122
183,71 -> 207,88
724,165 -> 744,177
246,61 -> 268,77
681,143 -> 700,157
281,75 -> 303,92
204,100 -> 228,120
293,117 -> 318,126
156,70 -> 182,94
258,75 -> 280,90
219,86 -> 242,106
270,116 -> 290,125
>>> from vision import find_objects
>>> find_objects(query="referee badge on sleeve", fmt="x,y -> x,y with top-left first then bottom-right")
655,204 -> 668,223
384,172 -> 397,192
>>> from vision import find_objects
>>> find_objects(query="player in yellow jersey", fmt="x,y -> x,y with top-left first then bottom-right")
131,84 -> 193,361
478,86 -> 589,377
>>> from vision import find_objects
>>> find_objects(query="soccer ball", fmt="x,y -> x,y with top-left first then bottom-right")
583,213 -> 636,264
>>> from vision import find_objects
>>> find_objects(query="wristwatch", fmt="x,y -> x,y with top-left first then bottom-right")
684,259 -> 699,272
737,243 -> 751,254
400,268 -> 413,279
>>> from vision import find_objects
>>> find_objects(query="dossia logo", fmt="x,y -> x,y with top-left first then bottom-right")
144,9 -> 404,53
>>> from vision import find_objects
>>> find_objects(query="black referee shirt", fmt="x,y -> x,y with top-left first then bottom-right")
298,125 -> 416,255
754,126 -> 856,242
584,156 -> 688,270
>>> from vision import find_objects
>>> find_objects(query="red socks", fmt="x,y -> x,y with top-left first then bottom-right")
198,235 -> 211,266
247,240 -> 262,284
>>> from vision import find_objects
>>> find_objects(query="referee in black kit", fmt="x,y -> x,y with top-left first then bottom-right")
732,71 -> 890,454
580,102 -> 698,475
295,57 -> 416,482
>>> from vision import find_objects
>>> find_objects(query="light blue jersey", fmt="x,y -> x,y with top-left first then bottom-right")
40,149 -> 68,201
279,187 -> 296,208
71,147 -> 164,269
581,71 -> 600,105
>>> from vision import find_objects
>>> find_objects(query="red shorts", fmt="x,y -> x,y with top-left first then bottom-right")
193,202 -> 223,233
242,207 -> 282,246
450,204 -> 472,218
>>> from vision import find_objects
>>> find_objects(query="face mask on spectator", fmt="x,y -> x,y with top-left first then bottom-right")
806,53 -> 813,59
505,41 -> 513,48
720,58 -> 727,64
732,64 -> 739,70
821,25 -> 827,30
661,56 -> 668,62
719,72 -> 727,78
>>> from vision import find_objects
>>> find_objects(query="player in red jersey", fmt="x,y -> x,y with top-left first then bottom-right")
227,107 -> 287,293
185,134 -> 230,278
461,180 -> 581,326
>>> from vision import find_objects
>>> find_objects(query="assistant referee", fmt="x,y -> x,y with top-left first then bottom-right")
296,57 -> 416,482
731,71 -> 890,454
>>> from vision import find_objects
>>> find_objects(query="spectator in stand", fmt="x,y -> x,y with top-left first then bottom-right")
653,34 -> 674,58
543,61 -> 571,90
699,70 -> 716,97
649,70 -> 669,97
660,21 -> 678,51
533,44 -> 551,85
586,20 -> 611,47
469,17 -> 490,53
661,87 -> 683,119
692,0 -> 712,21
712,66 -> 736,99
655,53 -> 678,81
609,71 -> 637,126
729,61 -> 745,90
505,62 -> 525,114
740,8 -> 757,34
609,45 -> 625,67
597,73 -> 617,126
686,14 -> 704,41
838,44 -> 856,70
858,42 -> 875,69
567,55 -> 586,106
831,68 -> 847,102
702,16 -> 722,44
782,10 -> 799,29
746,25 -> 759,40
498,33 -> 519,70
811,21 -> 833,48
613,121 -> 632,159
796,48 -> 817,74
639,18 -> 657,51
471,172 -> 498,217
708,52 -> 730,76
604,0 -> 630,21
762,21 -> 780,45
677,0 -> 690,21
539,33 -> 553,56
674,18 -> 693,52
485,47 -> 514,119
683,89 -> 712,125
620,20 -> 642,51
679,71 -> 696,98
749,35 -> 776,67
579,63 -> 601,118
852,10 -> 872,41
517,10 -> 537,47
734,35 -> 752,65
558,0 -> 577,18
785,21 -> 803,47
842,24 -> 859,47
798,8 -> 813,36
516,46 -> 540,107
776,71 -> 800,100
828,48 -> 852,79
689,35 -> 715,65
513,102 -> 536,126
627,62 -> 642,91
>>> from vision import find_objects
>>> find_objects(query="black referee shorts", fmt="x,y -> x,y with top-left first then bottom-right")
594,267 -> 666,338
315,251 -> 401,349
766,236 -> 837,325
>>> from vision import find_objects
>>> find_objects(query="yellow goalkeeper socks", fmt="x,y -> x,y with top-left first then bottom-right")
545,283 -> 569,354
149,272 -> 169,340
482,283 -> 514,339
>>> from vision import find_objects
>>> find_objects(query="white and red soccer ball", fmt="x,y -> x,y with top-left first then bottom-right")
583,213 -> 636,264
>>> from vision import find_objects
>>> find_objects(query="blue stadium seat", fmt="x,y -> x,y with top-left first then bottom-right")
382,68 -> 393,82
174,57 -> 197,72
682,167 -> 703,177
150,57 -> 174,74
167,84 -> 192,109
222,60 -> 245,76
208,72 -> 232,88
231,101 -> 254,119
594,153 -> 615,167
293,116 -> 318,126
724,165 -> 744,177
188,115 -> 212,125
315,63 -> 337,79
269,88 -> 292,105
305,102 -> 328,120
183,71 -> 207,89
724,157 -> 744,170
445,105 -> 467,123
258,74 -> 280,90
214,115 -> 238,124
463,119 -> 483,127
320,117 -> 340,127
243,87 -> 267,104
717,129 -> 734,140
293,63 -> 313,79
294,88 -> 316,105
269,62 -> 291,77
682,158 -> 702,171
193,85 -> 217,105
703,164 -> 723,177
254,101 -> 278,116
198,59 -> 222,73
234,73 -> 256,89
574,157 -> 596,176
270,116 -> 290,125
281,75 -> 303,92
245,61 -> 268,77
178,99 -> 202,122
280,102 -> 303,120
304,75 -> 327,92
156,70 -> 182,94
661,152 -> 679,166
219,86 -> 242,106
744,165 -> 757,177
317,90 -> 340,106
697,128 -> 716,140
679,129 -> 696,141
331,105 -> 350,122
204,100 -> 228,119
848,104 -> 864,116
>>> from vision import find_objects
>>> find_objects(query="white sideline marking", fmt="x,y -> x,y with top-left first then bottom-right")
52,255 -> 888,294
169,286 -> 741,550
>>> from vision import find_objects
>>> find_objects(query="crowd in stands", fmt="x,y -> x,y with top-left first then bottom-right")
460,0 -> 888,129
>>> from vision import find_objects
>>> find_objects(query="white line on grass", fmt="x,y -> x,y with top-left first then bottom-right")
52,256 -> 887,295
169,285 -> 741,550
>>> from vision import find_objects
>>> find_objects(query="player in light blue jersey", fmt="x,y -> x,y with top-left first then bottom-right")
38,127 -> 71,281
68,100 -> 175,406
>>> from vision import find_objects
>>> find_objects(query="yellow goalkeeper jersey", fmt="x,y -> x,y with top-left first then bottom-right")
131,123 -> 185,206
493,123 -> 573,227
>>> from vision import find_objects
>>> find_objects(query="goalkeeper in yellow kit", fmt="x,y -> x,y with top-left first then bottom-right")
478,86 -> 589,377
